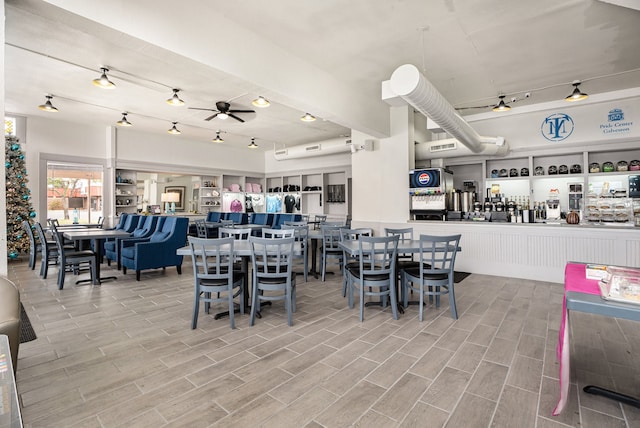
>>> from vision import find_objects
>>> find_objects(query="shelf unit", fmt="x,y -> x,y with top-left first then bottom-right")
115,169 -> 137,216
445,147 -> 640,224
194,175 -> 222,214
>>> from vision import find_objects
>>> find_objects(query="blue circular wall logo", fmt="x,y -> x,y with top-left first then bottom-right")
541,113 -> 574,142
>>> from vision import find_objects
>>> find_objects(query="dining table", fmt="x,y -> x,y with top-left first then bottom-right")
177,240 -> 303,319
63,229 -> 131,284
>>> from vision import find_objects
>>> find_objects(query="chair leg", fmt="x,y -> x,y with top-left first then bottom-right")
448,280 -> 458,320
136,271 -> 141,281
122,267 -> 127,274
321,253 -> 326,281
419,282 -> 425,322
239,280 -> 245,315
57,263 -> 65,290
389,283 -> 399,320
249,282 -> 259,326
359,281 -> 365,322
228,286 -> 236,329
286,285 -> 293,326
176,265 -> 182,275
192,288 -> 200,329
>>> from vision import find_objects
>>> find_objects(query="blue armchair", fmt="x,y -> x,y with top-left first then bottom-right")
120,216 -> 188,281
206,212 -> 222,222
272,213 -> 302,229
226,212 -> 248,225
104,215 -> 160,269
250,213 -> 274,226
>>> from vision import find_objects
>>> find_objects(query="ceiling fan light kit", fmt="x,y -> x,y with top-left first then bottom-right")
92,67 -> 116,89
38,95 -> 58,112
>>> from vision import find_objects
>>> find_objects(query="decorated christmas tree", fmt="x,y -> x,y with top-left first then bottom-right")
5,134 -> 36,259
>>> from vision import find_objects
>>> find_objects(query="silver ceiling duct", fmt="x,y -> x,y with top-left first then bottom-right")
390,64 -> 507,157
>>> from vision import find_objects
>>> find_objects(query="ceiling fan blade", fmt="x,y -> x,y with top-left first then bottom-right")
228,109 -> 255,114
228,113 -> 245,123
205,113 -> 219,121
188,107 -> 217,111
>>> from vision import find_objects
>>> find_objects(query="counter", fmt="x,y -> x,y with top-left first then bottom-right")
354,219 -> 640,283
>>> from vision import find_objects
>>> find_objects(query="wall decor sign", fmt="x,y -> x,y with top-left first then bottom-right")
541,113 -> 574,142
600,108 -> 633,135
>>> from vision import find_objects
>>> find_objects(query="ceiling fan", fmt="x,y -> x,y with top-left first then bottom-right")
189,101 -> 255,122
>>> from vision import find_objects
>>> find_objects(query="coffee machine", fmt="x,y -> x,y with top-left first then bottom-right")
409,168 -> 453,220
547,189 -> 562,220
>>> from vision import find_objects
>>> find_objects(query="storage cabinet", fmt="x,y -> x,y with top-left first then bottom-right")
115,169 -> 137,216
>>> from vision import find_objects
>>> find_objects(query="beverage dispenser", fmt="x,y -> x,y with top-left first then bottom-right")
409,168 -> 453,220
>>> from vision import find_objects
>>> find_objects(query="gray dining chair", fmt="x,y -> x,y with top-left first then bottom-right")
320,224 -> 345,281
339,228 -> 373,298
262,228 -> 295,239
345,235 -> 399,321
401,234 -> 461,321
219,227 -> 251,240
283,222 -> 310,282
249,236 -> 297,326
188,236 -> 244,329
50,223 -> 99,289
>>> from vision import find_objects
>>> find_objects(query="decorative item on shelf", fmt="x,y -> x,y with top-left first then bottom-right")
498,168 -> 508,177
616,160 -> 629,172
548,165 -> 558,175
509,168 -> 518,177
161,192 -> 180,214
566,211 -> 580,224
520,168 -> 529,176
559,164 -> 569,174
570,164 -> 582,174
602,161 -> 615,172
630,160 -> 640,171
534,166 -> 544,176
589,162 -> 600,173
491,169 -> 499,178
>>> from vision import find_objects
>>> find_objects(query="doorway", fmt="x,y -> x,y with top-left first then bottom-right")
46,162 -> 103,224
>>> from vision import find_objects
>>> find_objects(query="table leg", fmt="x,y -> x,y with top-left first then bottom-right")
583,386 -> 640,408
75,238 -> 118,285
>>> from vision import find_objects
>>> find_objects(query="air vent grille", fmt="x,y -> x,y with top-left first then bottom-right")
305,144 -> 321,152
274,149 -> 288,156
429,142 -> 457,152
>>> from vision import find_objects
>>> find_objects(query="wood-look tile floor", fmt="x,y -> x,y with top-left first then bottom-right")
8,257 -> 640,427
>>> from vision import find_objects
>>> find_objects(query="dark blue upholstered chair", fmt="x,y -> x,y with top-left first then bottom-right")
271,213 -> 302,229
120,216 -> 189,281
250,213 -> 274,226
104,216 -> 160,269
226,212 -> 248,225
206,212 -> 222,222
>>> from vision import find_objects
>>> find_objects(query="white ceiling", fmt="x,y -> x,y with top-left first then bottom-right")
4,0 -> 640,152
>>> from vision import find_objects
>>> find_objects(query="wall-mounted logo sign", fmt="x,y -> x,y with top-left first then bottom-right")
541,113 -> 574,142
600,108 -> 633,135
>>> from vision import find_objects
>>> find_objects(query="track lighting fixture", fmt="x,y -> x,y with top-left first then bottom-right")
251,96 -> 270,108
565,82 -> 588,102
116,112 -> 132,127
300,112 -> 316,122
166,89 -> 185,106
92,67 -> 116,89
38,95 -> 58,112
247,138 -> 258,149
167,122 -> 181,134
492,95 -> 511,112
212,131 -> 224,143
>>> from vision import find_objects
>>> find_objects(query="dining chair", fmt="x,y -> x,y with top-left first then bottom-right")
194,219 -> 208,238
339,228 -> 373,297
262,228 -> 295,239
401,234 -> 461,321
283,222 -> 310,282
220,219 -> 234,227
34,221 -> 68,279
50,223 -> 99,289
320,224 -> 345,281
313,214 -> 327,230
249,236 -> 297,326
188,236 -> 244,329
345,235 -> 399,321
22,220 -> 38,270
219,227 -> 251,240
385,227 -> 420,295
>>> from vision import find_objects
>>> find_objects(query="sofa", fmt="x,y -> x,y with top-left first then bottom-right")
0,277 -> 21,373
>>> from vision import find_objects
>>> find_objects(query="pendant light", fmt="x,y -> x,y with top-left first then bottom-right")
212,131 -> 224,143
492,95 -> 511,112
300,112 -> 316,122
116,112 -> 132,127
565,82 -> 588,102
248,137 -> 258,149
38,95 -> 58,112
251,96 -> 270,108
167,122 -> 181,134
92,67 -> 116,89
166,89 -> 185,106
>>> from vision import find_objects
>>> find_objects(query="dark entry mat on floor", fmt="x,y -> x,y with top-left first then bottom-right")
454,272 -> 471,283
20,302 -> 37,343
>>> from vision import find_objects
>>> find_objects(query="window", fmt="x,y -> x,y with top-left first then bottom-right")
47,162 -> 103,224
